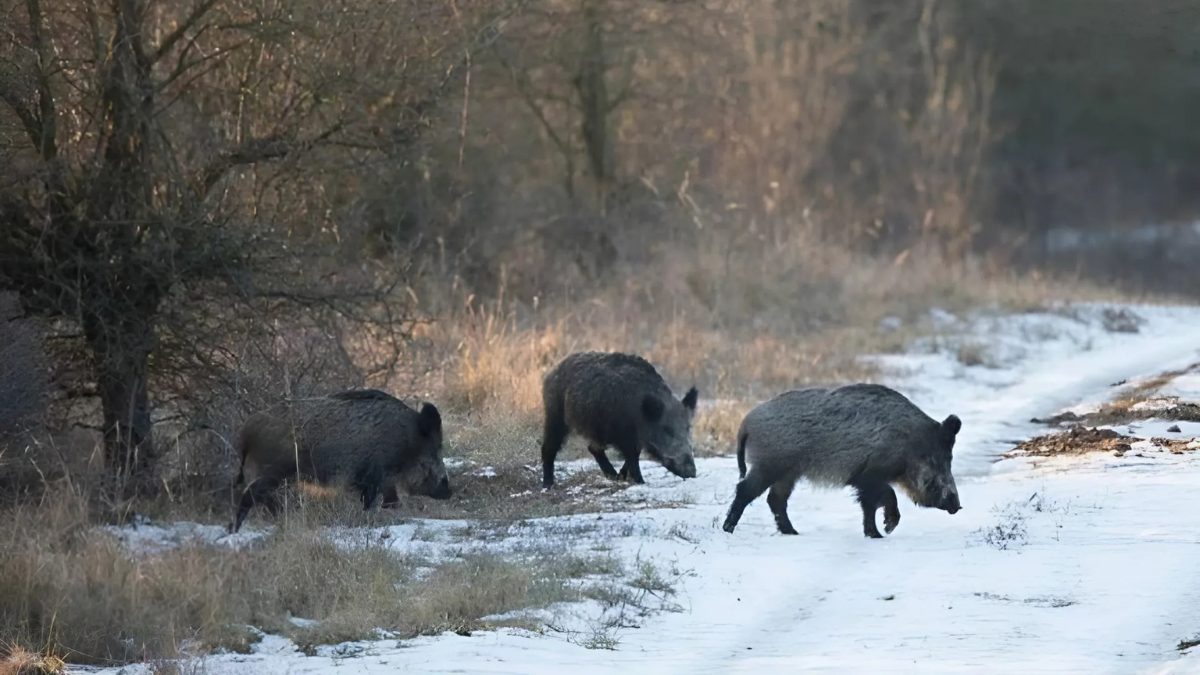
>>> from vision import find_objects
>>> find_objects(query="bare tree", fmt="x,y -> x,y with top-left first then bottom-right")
0,0 -> 522,488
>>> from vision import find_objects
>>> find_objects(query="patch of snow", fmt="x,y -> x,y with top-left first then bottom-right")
250,633 -> 299,656
1159,369 -> 1200,403
1112,419 -> 1200,440
101,521 -> 265,554
475,466 -> 497,478
927,307 -> 959,328
1132,398 -> 1180,412
878,315 -> 903,332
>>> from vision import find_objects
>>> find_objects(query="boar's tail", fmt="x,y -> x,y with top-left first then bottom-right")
736,428 -> 749,479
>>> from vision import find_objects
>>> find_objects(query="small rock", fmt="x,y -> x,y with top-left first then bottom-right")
1167,424 -> 1182,433
1112,450 -> 1125,457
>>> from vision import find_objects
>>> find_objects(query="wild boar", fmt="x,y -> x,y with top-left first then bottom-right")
722,383 -> 961,538
230,388 -> 451,532
540,351 -> 699,488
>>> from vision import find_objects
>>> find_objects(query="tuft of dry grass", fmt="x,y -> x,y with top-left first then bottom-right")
955,341 -> 998,368
692,400 -> 753,457
433,300 -> 567,417
0,647 -> 66,675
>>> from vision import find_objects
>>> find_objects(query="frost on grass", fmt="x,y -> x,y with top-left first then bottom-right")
974,592 -> 1077,609
547,555 -> 692,651
971,492 -> 1070,550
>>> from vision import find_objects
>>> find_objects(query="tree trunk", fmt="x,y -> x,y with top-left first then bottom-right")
83,312 -> 156,485
575,0 -> 613,211
98,352 -> 154,481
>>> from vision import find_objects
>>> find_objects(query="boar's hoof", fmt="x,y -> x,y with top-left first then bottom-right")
883,512 -> 900,534
722,519 -> 737,534
777,524 -> 799,536
616,467 -> 645,484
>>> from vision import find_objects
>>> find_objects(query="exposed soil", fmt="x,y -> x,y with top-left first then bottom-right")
1030,402 -> 1200,427
1006,427 -> 1136,458
1005,426 -> 1198,459
1031,362 -> 1200,428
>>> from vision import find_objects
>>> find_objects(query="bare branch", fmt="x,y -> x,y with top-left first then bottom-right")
24,0 -> 57,160
198,123 -> 344,197
149,0 -> 223,65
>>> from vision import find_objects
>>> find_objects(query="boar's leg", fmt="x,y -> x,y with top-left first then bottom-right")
767,480 -> 799,535
722,468 -> 771,533
381,485 -> 401,509
881,485 -> 901,534
261,489 -> 283,516
355,465 -> 385,510
615,444 -> 645,484
540,414 -> 570,489
232,476 -> 281,533
850,479 -> 887,539
588,444 -> 620,479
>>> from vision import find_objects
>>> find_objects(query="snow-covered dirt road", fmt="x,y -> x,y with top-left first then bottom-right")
88,305 -> 1200,675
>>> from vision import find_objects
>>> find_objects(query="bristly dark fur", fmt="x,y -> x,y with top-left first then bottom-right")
328,388 -> 399,402
540,351 -> 699,488
231,389 -> 451,532
723,383 -> 962,538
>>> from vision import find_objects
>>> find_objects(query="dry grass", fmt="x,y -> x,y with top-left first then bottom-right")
0,647 -> 66,675
692,400 -> 754,457
0,484 -> 637,665
398,236 -> 1136,439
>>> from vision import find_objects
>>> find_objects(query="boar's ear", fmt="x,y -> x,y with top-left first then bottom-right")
418,403 -> 443,437
681,387 -> 699,414
642,395 -> 665,422
942,414 -> 961,438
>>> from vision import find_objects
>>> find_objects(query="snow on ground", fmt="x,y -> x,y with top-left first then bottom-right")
86,303 -> 1200,674
100,516 -> 265,553
1160,367 -> 1200,402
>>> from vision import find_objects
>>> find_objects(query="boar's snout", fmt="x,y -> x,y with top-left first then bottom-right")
430,475 -> 452,500
677,456 -> 698,479
658,450 -> 697,479
939,489 -> 961,514
670,460 -> 697,480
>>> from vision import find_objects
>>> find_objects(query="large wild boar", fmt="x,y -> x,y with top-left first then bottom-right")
722,384 -> 961,538
231,389 -> 451,532
540,352 -> 699,488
